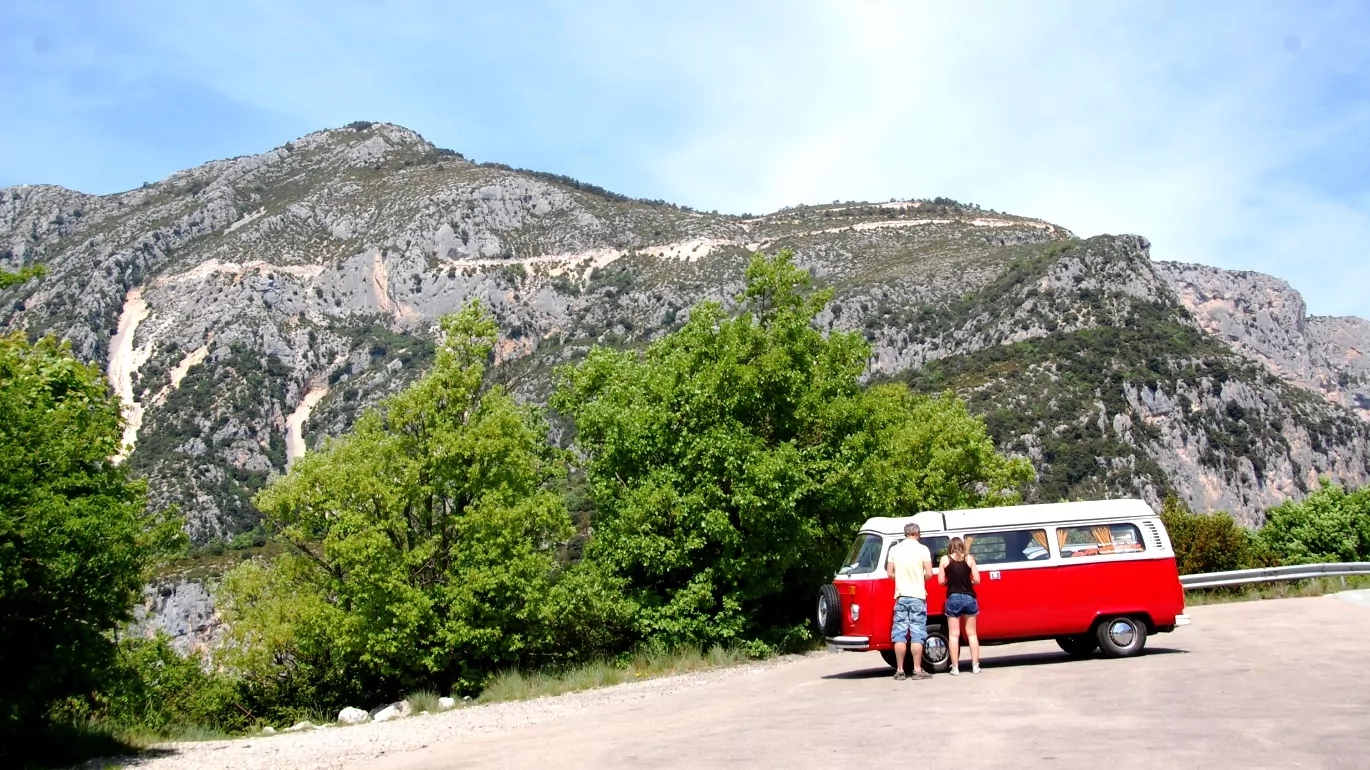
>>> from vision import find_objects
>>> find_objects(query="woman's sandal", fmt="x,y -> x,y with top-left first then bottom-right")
894,671 -> 907,681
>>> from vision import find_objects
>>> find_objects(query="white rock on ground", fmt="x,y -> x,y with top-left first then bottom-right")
337,707 -> 370,725
260,726 -> 275,735
372,705 -> 402,723
437,697 -> 456,711
283,720 -> 314,733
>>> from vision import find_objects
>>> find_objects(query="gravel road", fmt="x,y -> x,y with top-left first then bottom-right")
107,655 -> 811,770
104,591 -> 1370,770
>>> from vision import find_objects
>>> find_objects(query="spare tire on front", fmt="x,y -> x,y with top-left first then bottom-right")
816,584 -> 844,637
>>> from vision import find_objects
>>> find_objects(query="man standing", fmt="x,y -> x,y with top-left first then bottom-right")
886,522 -> 934,680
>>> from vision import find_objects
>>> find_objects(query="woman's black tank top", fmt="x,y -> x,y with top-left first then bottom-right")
945,558 -> 975,597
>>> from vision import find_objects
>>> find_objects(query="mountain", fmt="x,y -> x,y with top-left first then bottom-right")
3,122 -> 1369,536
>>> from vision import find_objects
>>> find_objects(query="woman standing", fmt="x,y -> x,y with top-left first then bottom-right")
938,537 -> 981,675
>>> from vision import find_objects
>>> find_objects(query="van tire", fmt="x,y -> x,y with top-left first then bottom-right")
1095,616 -> 1147,658
817,584 -> 844,637
1056,635 -> 1099,657
923,627 -> 952,673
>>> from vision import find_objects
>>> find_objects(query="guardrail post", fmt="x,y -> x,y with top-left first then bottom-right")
1342,576 -> 1348,589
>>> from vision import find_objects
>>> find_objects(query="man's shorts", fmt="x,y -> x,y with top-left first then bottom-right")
891,597 -> 928,645
945,593 -> 980,617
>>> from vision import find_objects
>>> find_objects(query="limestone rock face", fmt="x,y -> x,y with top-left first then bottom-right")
1156,261 -> 1370,422
4,122 -> 1369,530
130,578 -> 224,658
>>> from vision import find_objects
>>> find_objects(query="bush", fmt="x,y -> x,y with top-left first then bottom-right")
49,635 -> 247,737
1257,480 -> 1370,564
1159,496 -> 1265,574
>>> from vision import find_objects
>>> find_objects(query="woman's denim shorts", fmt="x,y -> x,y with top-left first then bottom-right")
945,593 -> 979,617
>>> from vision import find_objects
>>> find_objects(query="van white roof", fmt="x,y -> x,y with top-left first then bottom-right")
860,499 -> 1156,537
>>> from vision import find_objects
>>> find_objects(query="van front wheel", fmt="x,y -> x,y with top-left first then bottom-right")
1096,616 -> 1147,658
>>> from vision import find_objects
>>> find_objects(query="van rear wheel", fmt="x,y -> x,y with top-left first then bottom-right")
1095,616 -> 1147,658
923,628 -> 951,673
1056,635 -> 1099,657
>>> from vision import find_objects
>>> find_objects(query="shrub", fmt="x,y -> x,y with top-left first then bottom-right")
1257,480 -> 1370,564
1159,495 -> 1262,574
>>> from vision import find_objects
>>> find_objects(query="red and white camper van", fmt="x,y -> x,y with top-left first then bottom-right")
816,499 -> 1190,671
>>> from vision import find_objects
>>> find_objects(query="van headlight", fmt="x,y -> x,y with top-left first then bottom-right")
850,604 -> 860,622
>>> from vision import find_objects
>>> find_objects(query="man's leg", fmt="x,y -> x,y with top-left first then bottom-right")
891,599 -> 910,676
910,598 -> 929,676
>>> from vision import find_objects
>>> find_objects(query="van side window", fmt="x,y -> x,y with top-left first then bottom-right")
965,529 -> 1050,564
923,536 -> 950,567
1058,523 -> 1146,558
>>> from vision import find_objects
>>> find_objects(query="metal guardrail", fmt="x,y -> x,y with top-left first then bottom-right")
1179,562 -> 1370,590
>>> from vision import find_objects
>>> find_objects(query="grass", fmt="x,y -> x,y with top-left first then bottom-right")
477,644 -> 753,705
1184,575 -> 1370,606
405,689 -> 443,714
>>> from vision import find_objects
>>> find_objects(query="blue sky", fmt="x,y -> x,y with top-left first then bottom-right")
3,1 -> 1368,317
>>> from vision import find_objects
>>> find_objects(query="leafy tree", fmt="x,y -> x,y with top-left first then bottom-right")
225,301 -> 631,710
553,251 -> 1030,649
0,333 -> 178,744
1159,495 -> 1264,574
1257,479 -> 1370,564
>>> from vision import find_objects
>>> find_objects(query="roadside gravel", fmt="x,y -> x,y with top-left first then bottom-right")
102,653 -> 817,770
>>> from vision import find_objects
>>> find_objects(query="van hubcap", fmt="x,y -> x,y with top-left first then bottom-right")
1107,619 -> 1136,648
924,636 -> 948,664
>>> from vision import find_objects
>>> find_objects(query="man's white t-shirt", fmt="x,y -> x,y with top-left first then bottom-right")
887,538 -> 932,599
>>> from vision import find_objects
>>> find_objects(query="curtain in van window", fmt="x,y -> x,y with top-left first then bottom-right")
1056,528 -> 1069,549
1091,526 -> 1112,547
1031,530 -> 1048,551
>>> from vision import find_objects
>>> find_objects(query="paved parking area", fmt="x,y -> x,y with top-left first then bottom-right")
370,592 -> 1370,770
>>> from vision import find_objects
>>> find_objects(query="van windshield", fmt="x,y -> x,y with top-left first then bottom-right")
838,533 -> 884,575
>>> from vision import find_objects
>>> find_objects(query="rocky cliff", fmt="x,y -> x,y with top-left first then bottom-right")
4,122 -> 1368,529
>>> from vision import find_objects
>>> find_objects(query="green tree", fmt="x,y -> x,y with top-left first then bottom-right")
1257,479 -> 1370,564
0,332 -> 178,744
552,251 -> 1030,649
1159,495 -> 1261,574
225,301 -> 630,711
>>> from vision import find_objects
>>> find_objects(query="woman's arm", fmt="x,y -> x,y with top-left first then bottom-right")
968,555 -> 981,584
937,555 -> 949,585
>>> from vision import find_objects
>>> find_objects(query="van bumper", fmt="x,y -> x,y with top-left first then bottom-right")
1174,613 -> 1191,627
825,635 -> 871,652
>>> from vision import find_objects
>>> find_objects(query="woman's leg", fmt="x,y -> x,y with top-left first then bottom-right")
965,611 -> 980,668
947,614 -> 961,671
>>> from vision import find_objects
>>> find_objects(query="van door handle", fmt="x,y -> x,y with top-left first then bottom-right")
989,571 -> 1001,580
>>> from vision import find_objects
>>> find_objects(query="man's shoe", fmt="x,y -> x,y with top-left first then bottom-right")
948,665 -> 960,676
913,671 -> 933,680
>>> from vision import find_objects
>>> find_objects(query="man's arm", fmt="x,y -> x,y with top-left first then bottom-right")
922,559 -> 934,581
